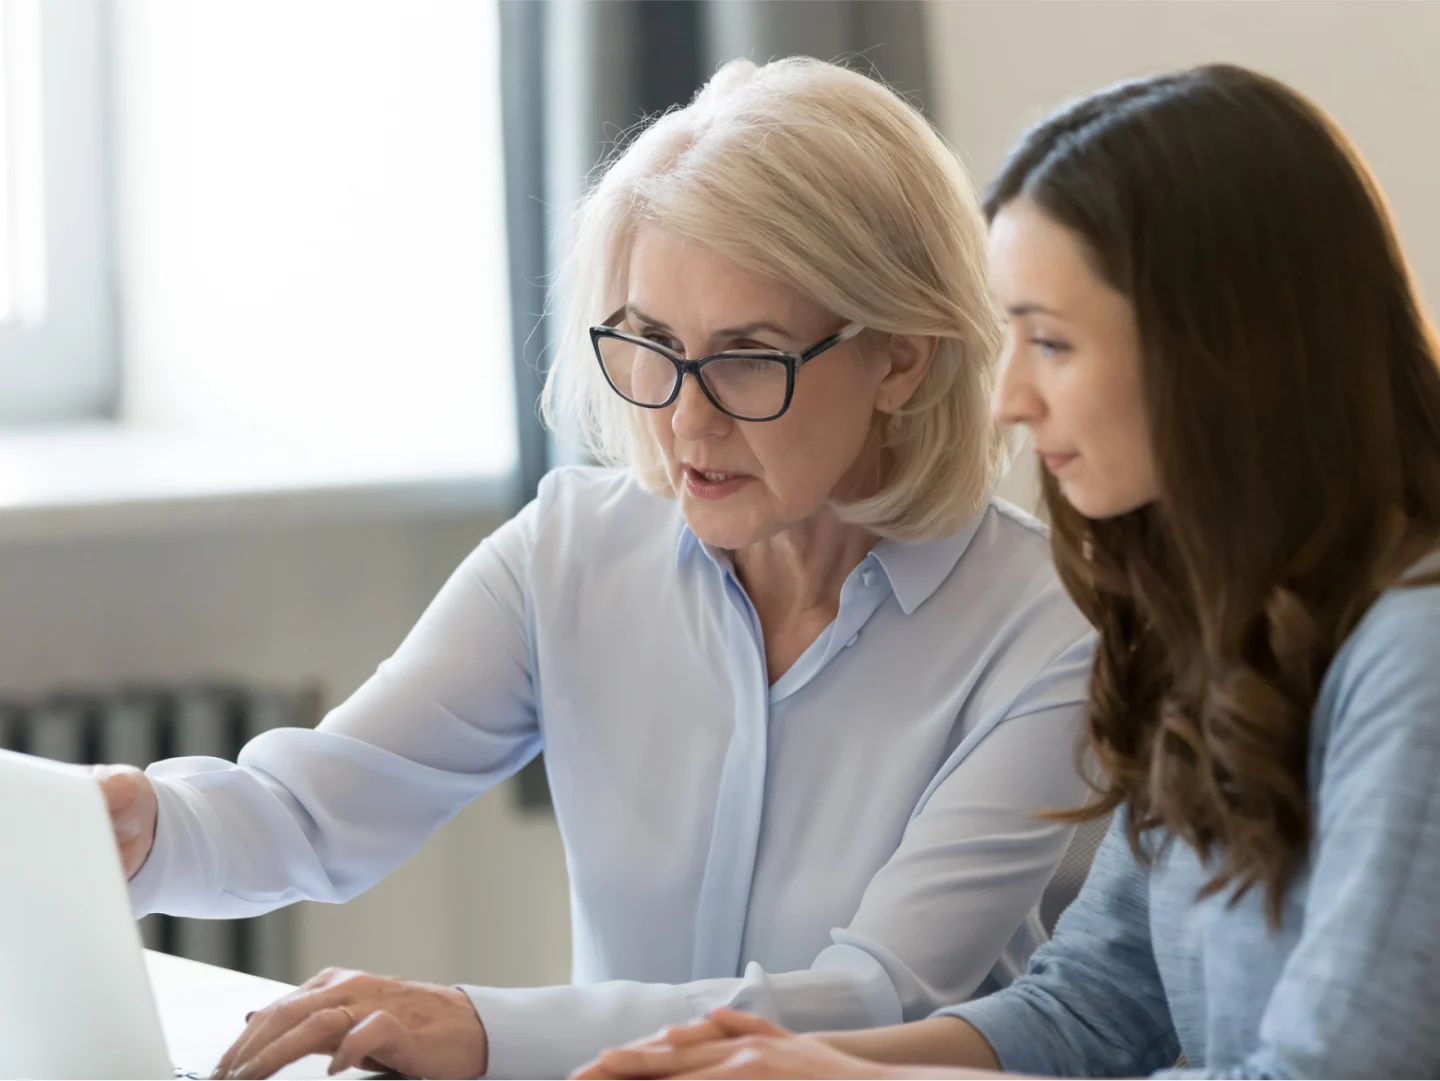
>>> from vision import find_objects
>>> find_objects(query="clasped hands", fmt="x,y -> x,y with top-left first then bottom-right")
572,1009 -> 896,1080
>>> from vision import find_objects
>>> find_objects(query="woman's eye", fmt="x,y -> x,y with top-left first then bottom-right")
1031,337 -> 1072,358
734,357 -> 778,372
644,332 -> 681,352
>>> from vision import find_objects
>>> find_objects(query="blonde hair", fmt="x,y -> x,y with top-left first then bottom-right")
541,56 -> 1006,541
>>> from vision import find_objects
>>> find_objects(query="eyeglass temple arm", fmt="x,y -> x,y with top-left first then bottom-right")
801,321 -> 865,361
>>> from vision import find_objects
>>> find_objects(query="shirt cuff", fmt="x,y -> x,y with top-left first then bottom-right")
460,982 -> 693,1080
127,772 -> 225,918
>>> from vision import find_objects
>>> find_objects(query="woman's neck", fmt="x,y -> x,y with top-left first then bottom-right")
731,511 -> 880,682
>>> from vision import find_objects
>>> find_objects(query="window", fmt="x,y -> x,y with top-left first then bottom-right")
0,0 -> 516,502
0,0 -> 117,424
113,0 -> 516,477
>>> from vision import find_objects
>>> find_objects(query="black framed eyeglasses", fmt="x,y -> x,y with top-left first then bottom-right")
589,309 -> 865,422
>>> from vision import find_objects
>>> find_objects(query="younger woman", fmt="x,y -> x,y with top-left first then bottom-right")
587,62 -> 1440,1081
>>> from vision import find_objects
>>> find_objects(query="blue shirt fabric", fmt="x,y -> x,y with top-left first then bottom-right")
939,556 -> 1440,1079
129,466 -> 1095,1078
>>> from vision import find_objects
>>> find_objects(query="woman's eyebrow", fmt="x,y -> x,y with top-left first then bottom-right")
624,305 -> 669,330
626,306 -> 795,341
1006,302 -> 1067,319
712,320 -> 794,340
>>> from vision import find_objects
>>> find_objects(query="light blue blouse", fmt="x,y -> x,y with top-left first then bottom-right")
940,556 -> 1440,1078
130,466 -> 1094,1078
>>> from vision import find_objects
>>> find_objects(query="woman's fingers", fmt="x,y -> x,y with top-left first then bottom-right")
672,1035 -> 904,1081
229,1006 -> 354,1079
570,1064 -> 623,1080
326,1010 -> 405,1076
573,1012 -> 790,1080
210,994 -> 290,1078
705,1009 -> 790,1039
593,1038 -> 743,1079
573,1018 -> 730,1078
210,969 -> 356,1079
212,970 -> 486,1080
674,1041 -> 792,1081
635,1018 -> 730,1050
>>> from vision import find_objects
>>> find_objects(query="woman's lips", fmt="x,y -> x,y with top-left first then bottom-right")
1039,451 -> 1078,474
683,466 -> 752,499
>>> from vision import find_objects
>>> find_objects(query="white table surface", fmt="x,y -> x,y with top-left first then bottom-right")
144,950 -> 371,1080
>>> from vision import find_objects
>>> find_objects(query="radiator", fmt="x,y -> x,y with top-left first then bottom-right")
0,682 -> 321,984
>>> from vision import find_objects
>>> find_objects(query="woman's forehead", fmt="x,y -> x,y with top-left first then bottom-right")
625,227 -> 831,335
988,201 -> 1118,320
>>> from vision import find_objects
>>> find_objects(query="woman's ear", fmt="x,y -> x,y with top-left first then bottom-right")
875,334 -> 939,413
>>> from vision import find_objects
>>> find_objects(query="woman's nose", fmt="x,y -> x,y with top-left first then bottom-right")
670,373 -> 732,440
991,347 -> 1044,428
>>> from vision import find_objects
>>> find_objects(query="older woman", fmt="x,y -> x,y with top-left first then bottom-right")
97,58 -> 1092,1079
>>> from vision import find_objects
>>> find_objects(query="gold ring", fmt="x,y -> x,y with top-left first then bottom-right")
336,1005 -> 358,1029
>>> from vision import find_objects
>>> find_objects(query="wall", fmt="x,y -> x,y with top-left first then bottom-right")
927,0 -> 1440,512
0,507 -> 573,987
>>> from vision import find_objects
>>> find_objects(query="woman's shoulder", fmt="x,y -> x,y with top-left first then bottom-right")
532,465 -> 679,530
534,463 -> 660,509
916,494 -> 1093,660
955,495 -> 1072,606
1333,553 -> 1440,678
984,496 -> 1055,556
1315,553 -> 1440,756
518,464 -> 684,568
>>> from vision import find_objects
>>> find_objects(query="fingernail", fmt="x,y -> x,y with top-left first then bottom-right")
244,1011 -> 256,1023
327,1055 -> 348,1076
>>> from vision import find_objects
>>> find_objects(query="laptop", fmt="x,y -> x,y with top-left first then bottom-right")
0,748 -> 365,1080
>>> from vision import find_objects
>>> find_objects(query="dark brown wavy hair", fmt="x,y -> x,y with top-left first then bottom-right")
988,65 -> 1440,923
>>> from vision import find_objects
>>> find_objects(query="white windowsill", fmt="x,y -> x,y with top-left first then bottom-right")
0,423 -> 519,541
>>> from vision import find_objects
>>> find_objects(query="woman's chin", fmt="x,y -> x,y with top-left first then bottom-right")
679,495 -> 769,551
1060,477 -> 1155,521
682,513 -> 757,552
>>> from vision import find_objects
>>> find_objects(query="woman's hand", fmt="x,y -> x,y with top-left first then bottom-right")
91,764 -> 158,878
573,1008 -> 898,1080
573,1009 -> 788,1079
209,966 -> 487,1080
